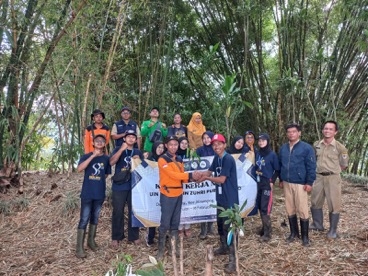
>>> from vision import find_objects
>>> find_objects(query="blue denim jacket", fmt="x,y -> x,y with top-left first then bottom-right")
279,141 -> 316,185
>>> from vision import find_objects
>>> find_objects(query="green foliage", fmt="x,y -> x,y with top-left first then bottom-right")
211,199 -> 247,235
0,200 -> 11,215
13,196 -> 30,211
342,174 -> 368,186
62,192 -> 79,216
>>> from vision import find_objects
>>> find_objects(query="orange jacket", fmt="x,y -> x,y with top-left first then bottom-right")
158,153 -> 191,197
84,124 -> 111,153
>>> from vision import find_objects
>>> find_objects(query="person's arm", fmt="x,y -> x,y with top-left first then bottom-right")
84,129 -> 91,154
136,126 -> 142,149
111,124 -> 125,140
158,158 -> 192,182
305,145 -> 316,186
141,120 -> 151,136
110,143 -> 128,165
188,130 -> 196,150
105,129 -> 111,145
339,144 -> 349,170
78,151 -> 100,172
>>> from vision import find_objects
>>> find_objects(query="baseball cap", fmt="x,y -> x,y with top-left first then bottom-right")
258,133 -> 270,140
93,134 -> 106,141
165,135 -> 178,144
244,130 -> 255,136
211,134 -> 226,144
91,109 -> 105,120
121,106 -> 131,112
125,130 -> 137,138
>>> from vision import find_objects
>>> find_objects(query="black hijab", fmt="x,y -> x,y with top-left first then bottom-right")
228,135 -> 244,154
150,141 -> 165,161
176,136 -> 189,158
258,133 -> 272,157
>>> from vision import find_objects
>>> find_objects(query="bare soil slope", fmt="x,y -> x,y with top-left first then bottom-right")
0,173 -> 367,275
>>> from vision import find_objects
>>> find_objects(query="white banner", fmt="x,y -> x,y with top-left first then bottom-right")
131,153 -> 257,227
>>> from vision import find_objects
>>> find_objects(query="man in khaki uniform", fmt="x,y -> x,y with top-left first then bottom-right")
310,120 -> 349,239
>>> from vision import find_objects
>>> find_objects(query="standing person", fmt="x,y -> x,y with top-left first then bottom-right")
111,106 -> 141,149
168,113 -> 187,138
310,120 -> 349,239
243,130 -> 257,164
156,136 -> 197,260
110,130 -> 143,248
196,131 -> 215,239
255,133 -> 280,242
76,134 -> 111,258
176,137 -> 191,237
84,109 -> 110,154
145,141 -> 165,246
197,134 -> 239,273
279,123 -> 316,246
187,112 -> 206,150
141,107 -> 168,153
227,135 -> 245,154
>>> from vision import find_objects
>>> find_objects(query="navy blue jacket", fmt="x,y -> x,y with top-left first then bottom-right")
279,141 -> 316,185
113,119 -> 139,148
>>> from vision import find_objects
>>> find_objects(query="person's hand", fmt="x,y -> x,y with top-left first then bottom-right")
148,121 -> 155,127
192,170 -> 201,181
304,184 -> 312,192
270,183 -> 274,190
162,123 -> 166,128
92,149 -> 103,157
279,181 -> 284,189
132,155 -> 140,159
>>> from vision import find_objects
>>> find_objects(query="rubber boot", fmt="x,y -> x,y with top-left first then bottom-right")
260,215 -> 272,242
327,212 -> 340,239
257,214 -> 264,237
224,243 -> 236,273
169,230 -> 180,258
199,222 -> 207,239
286,215 -> 300,243
207,222 -> 215,235
156,231 -> 166,261
76,229 -> 87,258
300,218 -> 310,246
214,235 -> 229,255
310,208 -> 325,231
87,224 -> 98,251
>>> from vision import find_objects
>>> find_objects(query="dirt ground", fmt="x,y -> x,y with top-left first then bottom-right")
0,172 -> 367,276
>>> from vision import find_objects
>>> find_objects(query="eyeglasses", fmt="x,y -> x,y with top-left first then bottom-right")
246,136 -> 254,139
94,140 -> 106,143
122,112 -> 130,115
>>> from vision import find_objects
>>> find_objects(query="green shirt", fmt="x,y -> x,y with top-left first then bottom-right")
141,120 -> 168,152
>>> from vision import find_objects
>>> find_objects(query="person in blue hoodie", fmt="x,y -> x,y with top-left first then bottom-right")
196,131 -> 215,239
255,133 -> 280,242
279,123 -> 316,246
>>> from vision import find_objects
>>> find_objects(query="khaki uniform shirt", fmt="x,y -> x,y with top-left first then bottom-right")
314,139 -> 349,174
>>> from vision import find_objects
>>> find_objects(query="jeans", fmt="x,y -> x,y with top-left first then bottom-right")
111,190 -> 139,241
158,193 -> 183,235
78,198 -> 104,229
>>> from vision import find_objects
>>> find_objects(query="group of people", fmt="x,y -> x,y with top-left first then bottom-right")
76,107 -> 349,274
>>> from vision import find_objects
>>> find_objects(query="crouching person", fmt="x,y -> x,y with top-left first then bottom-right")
157,136 -> 197,260
76,134 -> 111,258
197,134 -> 239,273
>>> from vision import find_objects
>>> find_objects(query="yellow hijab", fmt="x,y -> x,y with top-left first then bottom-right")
187,112 -> 206,135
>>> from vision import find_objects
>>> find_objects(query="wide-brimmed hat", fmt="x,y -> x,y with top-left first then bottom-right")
91,109 -> 105,120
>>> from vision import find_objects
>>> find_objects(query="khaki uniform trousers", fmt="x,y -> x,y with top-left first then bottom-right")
311,174 -> 341,213
283,182 -> 309,219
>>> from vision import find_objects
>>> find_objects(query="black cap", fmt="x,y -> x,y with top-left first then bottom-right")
93,134 -> 106,141
151,107 -> 160,112
165,135 -> 178,144
258,133 -> 270,140
121,106 -> 131,112
245,130 -> 255,136
125,130 -> 137,138
91,109 -> 105,120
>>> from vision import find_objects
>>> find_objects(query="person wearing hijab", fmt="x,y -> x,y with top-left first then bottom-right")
196,131 -> 215,239
187,112 -> 206,150
227,136 -> 245,154
145,141 -> 165,246
255,133 -> 280,242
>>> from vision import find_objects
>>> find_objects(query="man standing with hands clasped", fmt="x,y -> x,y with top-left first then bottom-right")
310,121 -> 349,239
279,123 -> 316,247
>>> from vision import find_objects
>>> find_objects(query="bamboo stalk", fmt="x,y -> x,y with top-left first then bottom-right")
205,245 -> 214,276
171,236 -> 178,276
